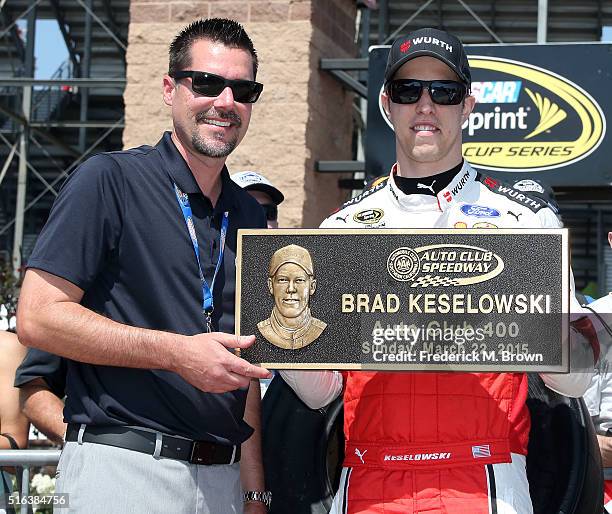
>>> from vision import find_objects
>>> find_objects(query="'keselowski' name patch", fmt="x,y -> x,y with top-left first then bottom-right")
383,452 -> 452,461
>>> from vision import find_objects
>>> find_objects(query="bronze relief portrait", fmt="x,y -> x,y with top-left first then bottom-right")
257,244 -> 327,350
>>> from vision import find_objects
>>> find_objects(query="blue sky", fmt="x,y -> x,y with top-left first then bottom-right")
16,19 -> 69,79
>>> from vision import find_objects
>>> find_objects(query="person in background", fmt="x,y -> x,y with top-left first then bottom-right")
16,18 -> 271,514
231,171 -> 285,395
14,349 -> 66,446
231,171 -> 284,229
583,230 -> 612,512
0,331 -> 30,503
0,333 -> 29,450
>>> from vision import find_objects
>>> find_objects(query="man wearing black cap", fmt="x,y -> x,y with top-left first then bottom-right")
280,28 -> 598,514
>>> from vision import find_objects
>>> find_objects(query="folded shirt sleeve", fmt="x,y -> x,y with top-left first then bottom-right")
277,370 -> 343,409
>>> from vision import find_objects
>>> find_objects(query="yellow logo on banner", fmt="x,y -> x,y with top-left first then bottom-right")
462,56 -> 606,172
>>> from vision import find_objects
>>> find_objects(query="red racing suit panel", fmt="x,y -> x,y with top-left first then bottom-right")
337,466 -> 495,514
342,371 -> 529,460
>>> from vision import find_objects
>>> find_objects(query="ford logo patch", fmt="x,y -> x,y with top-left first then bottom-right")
460,204 -> 501,218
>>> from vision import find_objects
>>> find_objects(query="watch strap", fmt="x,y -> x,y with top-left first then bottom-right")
243,490 -> 272,509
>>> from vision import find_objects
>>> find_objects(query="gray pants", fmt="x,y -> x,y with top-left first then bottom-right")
54,441 -> 242,514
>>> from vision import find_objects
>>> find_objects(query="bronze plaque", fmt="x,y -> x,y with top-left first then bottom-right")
236,229 -> 570,371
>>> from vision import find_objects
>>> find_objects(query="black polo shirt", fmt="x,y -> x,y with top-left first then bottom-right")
27,132 -> 266,444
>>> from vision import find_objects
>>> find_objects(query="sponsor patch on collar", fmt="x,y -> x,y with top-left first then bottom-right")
460,204 -> 501,218
441,168 -> 471,204
513,179 -> 545,194
342,180 -> 386,208
477,173 -> 544,213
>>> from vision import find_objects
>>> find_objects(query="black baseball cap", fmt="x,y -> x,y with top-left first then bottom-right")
384,28 -> 471,86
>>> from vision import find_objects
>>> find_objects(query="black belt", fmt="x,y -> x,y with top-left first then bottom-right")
65,424 -> 240,465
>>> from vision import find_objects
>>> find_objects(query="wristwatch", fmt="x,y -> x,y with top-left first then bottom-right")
243,490 -> 272,509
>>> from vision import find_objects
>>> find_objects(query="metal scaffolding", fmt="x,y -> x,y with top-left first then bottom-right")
0,0 -> 128,273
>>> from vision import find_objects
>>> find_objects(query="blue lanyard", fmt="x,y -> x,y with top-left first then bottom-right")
174,183 -> 229,332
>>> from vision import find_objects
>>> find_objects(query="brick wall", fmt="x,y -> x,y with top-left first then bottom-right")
303,0 -> 356,226
124,0 -> 357,227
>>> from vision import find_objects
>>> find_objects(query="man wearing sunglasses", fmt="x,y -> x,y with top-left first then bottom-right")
280,27 -> 598,513
17,18 -> 272,514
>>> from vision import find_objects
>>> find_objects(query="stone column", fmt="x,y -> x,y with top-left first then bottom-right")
124,1 -> 357,227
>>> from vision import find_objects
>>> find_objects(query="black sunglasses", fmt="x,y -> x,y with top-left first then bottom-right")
171,71 -> 263,103
386,79 -> 467,105
261,204 -> 278,222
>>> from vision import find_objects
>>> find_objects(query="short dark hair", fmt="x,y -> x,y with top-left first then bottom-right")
168,18 -> 258,78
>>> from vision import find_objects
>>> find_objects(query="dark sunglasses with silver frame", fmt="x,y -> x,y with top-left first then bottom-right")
386,79 -> 467,106
171,70 -> 263,103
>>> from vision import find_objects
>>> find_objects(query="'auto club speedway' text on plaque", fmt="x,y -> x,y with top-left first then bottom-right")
236,229 -> 569,372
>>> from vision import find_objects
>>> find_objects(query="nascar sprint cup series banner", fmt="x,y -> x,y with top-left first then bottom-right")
365,43 -> 610,186
236,229 -> 570,372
